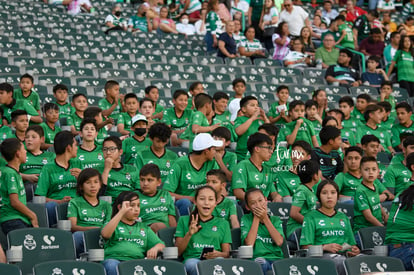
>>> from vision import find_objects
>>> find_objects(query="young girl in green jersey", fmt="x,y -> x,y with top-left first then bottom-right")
101,191 -> 165,275
175,185 -> 231,275
68,168 -> 112,258
300,180 -> 359,275
241,188 -> 284,274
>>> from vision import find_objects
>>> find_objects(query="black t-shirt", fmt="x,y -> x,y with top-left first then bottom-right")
325,64 -> 360,83
217,32 -> 237,58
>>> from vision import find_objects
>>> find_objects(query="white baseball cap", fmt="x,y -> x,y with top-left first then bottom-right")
192,133 -> 223,151
131,114 -> 148,125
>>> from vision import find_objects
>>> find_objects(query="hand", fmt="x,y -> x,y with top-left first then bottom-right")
378,144 -> 386,152
120,200 -> 133,214
205,250 -> 222,259
61,196 -> 72,203
70,168 -> 81,178
351,81 -> 360,87
146,246 -> 160,259
229,54 -> 237,58
104,157 -> 115,169
105,117 -> 115,126
323,243 -> 342,253
347,246 -> 360,257
272,194 -> 283,202
211,123 -> 221,131
214,150 -> 224,160
339,80 -> 348,84
189,214 -> 201,236
251,205 -> 267,222
296,118 -> 304,126
30,216 -> 39,228
25,174 -> 39,183
382,211 -> 389,224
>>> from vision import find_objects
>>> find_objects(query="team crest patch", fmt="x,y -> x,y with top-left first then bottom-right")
212,226 -> 217,232
160,197 -> 166,203
24,234 -> 36,250
126,173 -> 131,180
166,161 -> 171,168
98,153 -> 103,160
140,229 -> 146,236
42,158 -> 48,164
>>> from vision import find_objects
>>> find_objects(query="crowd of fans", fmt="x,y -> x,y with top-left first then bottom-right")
1,0 -> 414,274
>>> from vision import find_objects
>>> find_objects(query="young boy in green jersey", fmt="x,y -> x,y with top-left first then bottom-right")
212,91 -> 236,142
352,93 -> 372,123
102,136 -> 139,200
122,114 -> 152,165
135,122 -> 178,184
339,96 -> 360,136
234,96 -> 269,161
228,78 -> 246,122
268,85 -> 290,126
181,93 -> 220,150
34,131 -> 81,226
21,125 -> 55,184
0,107 -> 12,143
353,157 -> 388,240
164,133 -> 222,216
162,89 -> 192,146
335,146 -> 363,201
356,104 -> 394,155
275,140 -> 312,199
305,100 -> 323,144
99,80 -> 124,120
392,102 -> 414,150
361,134 -> 386,179
232,132 -> 281,203
187,81 -> 205,110
379,81 -> 396,116
0,138 -> 38,234
280,100 -> 319,148
139,98 -> 155,127
241,188 -> 284,274
384,136 -> 414,195
68,93 -> 88,136
286,160 -> 320,239
53,84 -> 73,119
327,108 -> 357,146
335,15 -> 355,49
117,93 -> 139,136
11,110 -> 29,143
0,83 -> 42,125
206,169 -> 239,228
84,106 -> 110,145
145,85 -> 164,120
77,118 -> 105,170
377,101 -> 394,132
40,103 -> 61,150
13,73 -> 41,116
311,126 -> 344,180
137,163 -> 176,233
211,126 -> 237,182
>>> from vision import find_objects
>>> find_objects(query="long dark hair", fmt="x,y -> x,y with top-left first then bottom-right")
398,35 -> 414,56
111,191 -> 139,218
316,179 -> 339,204
275,22 -> 288,36
399,185 -> 414,211
76,168 -> 102,196
188,185 -> 217,226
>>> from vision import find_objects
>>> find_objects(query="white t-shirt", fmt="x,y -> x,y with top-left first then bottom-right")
377,0 -> 395,10
67,0 -> 91,15
176,23 -> 197,35
231,0 -> 250,16
283,50 -> 308,68
263,7 -> 279,28
195,20 -> 207,35
279,6 -> 308,36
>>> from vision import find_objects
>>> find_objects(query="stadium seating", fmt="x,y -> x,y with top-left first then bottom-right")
157,226 -> 176,247
33,260 -> 106,275
272,258 -> 338,275
0,263 -> 21,275
357,226 -> 387,251
344,256 -> 405,275
26,203 -> 49,228
118,259 -> 186,275
197,259 -> 262,275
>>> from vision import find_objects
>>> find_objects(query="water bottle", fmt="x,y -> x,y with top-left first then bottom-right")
316,59 -> 322,69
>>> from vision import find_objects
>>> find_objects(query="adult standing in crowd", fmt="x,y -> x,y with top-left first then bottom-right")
278,0 -> 309,37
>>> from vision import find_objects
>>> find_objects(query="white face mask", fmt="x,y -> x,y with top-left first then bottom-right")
182,18 -> 189,25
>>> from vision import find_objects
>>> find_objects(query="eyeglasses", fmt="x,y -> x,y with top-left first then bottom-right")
103,146 -> 118,153
257,145 -> 273,151
284,4 -> 291,7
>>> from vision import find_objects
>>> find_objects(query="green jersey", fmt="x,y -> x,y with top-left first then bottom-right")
310,119 -> 322,145
0,166 -> 31,225
104,221 -> 163,261
241,213 -> 285,260
76,145 -> 105,170
98,98 -> 123,119
351,109 -> 365,123
338,23 -> 355,49
117,112 -> 135,134
231,159 -> 276,198
180,111 -> 210,149
122,136 -> 152,165
0,125 -> 14,143
161,107 -> 192,131
128,15 -> 148,32
96,127 -> 108,146
386,196 -> 414,244
221,151 -> 238,174
154,104 -> 164,115
300,210 -> 356,247
393,50 -> 414,82
286,184 -> 317,237
342,116 -> 360,132
383,160 -> 412,195
275,170 -> 301,197
136,189 -> 175,226
267,146 -> 293,173
205,11 -> 223,34
213,196 -> 237,224
67,196 -> 112,227
13,89 -> 41,111
20,151 -> 55,175
280,118 -> 316,148
175,216 -> 231,262
234,116 -> 264,161
267,101 -> 289,128
67,113 -> 83,132
40,122 -> 61,145
390,153 -> 404,165
212,112 -> 237,142
356,124 -> 392,153
104,164 -> 139,200
341,127 -> 358,146
54,101 -> 73,119
135,148 -> 178,184
164,156 -> 219,196
1,99 -> 39,124
334,172 -> 361,197
353,182 -> 385,233
391,122 -> 414,148
35,159 -> 82,200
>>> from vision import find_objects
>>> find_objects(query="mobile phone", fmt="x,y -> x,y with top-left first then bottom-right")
342,137 -> 349,143
200,247 -> 214,260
